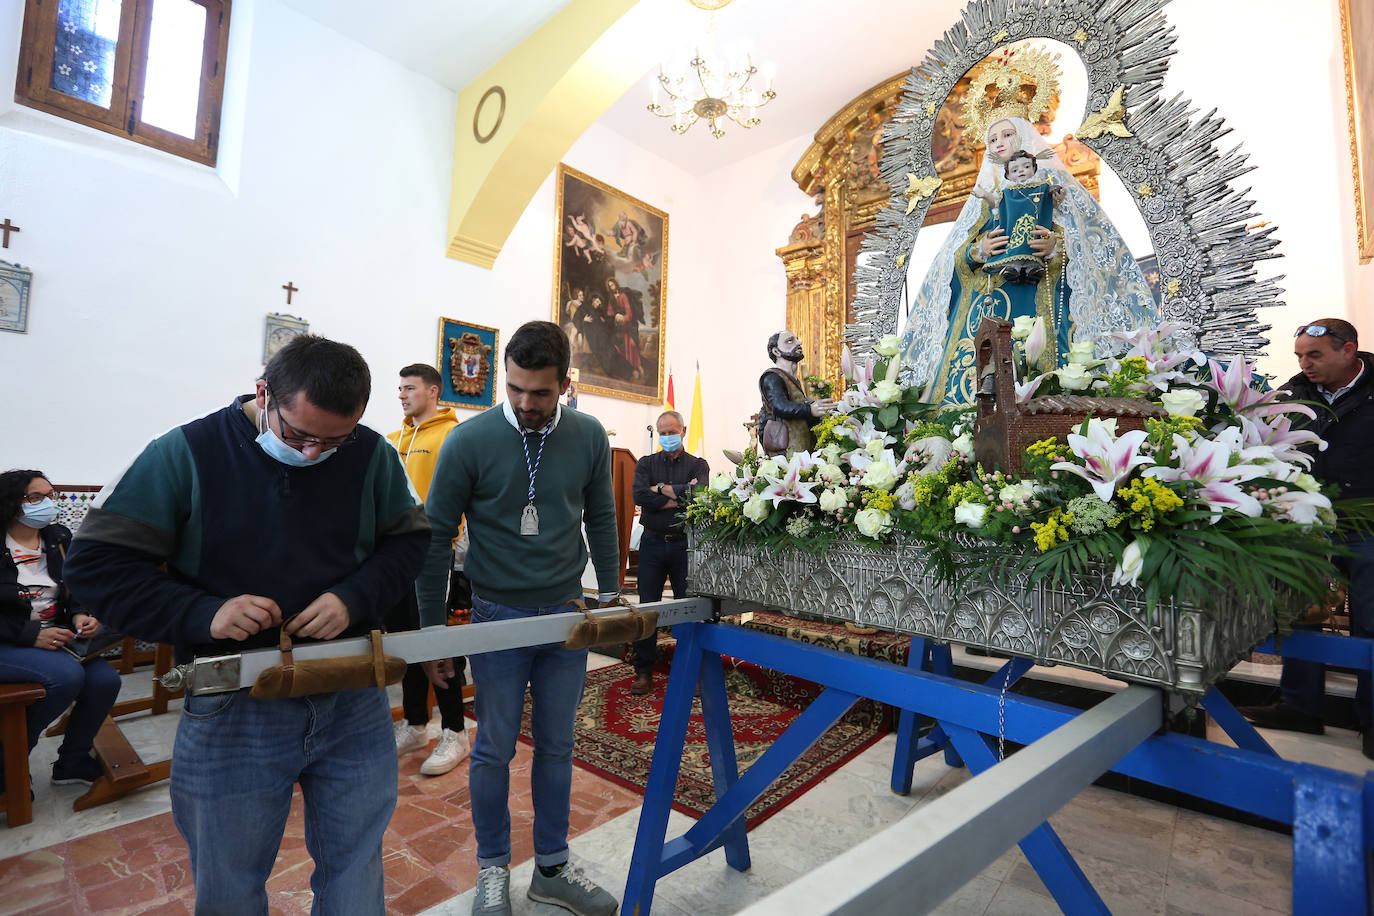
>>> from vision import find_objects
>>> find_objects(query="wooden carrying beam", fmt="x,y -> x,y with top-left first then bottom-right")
1,682 -> 45,827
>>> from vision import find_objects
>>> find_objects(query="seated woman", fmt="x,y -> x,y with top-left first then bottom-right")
0,469 -> 120,787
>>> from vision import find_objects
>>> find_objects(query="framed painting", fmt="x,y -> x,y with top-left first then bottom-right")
553,163 -> 668,404
437,317 -> 499,410
1341,0 -> 1373,263
0,260 -> 32,333
263,312 -> 308,362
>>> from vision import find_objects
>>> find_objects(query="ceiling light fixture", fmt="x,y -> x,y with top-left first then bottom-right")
646,0 -> 776,139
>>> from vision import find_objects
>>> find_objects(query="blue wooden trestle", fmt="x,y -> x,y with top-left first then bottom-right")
621,617 -> 1374,915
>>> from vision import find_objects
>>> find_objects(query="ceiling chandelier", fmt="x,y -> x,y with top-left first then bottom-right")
647,0 -> 776,139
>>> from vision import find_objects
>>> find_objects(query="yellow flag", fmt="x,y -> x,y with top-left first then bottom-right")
687,363 -> 704,455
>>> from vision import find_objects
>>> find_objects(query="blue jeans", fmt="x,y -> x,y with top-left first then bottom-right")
468,594 -> 588,868
1281,532 -> 1374,726
0,644 -> 121,762
170,686 -> 396,915
633,534 -> 688,675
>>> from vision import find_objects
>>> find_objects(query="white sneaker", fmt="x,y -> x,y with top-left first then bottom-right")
394,720 -> 428,756
421,728 -> 471,776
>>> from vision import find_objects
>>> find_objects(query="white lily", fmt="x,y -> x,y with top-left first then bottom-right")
1024,317 -> 1048,367
760,452 -> 821,506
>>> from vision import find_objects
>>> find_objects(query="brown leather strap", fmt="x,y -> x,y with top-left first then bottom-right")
370,630 -> 386,688
277,629 -> 295,696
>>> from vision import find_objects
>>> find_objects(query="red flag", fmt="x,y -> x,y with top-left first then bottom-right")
665,371 -> 676,409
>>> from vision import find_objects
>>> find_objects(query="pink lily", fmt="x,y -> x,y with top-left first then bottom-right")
1051,419 -> 1154,501
1024,317 -> 1048,367
1015,374 -> 1045,404
841,346 -> 854,382
760,453 -> 820,506
1204,357 -> 1272,413
1239,415 -> 1324,468
1145,430 -> 1266,518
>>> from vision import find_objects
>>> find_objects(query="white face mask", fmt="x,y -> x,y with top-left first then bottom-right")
20,497 -> 59,528
256,400 -> 337,468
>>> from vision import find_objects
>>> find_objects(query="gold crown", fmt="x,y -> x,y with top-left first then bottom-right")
961,46 -> 1061,143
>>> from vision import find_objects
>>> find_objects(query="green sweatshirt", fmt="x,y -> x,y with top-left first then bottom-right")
416,403 -> 620,623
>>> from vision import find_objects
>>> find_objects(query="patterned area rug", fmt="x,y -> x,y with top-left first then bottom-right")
520,659 -> 885,830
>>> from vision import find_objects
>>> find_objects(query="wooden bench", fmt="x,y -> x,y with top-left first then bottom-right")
71,717 -> 171,812
1,682 -> 45,827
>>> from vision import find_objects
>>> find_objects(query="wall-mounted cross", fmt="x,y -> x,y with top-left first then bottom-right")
282,281 -> 298,305
0,219 -> 20,248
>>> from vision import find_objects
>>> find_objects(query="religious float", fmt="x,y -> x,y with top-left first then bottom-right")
686,8 -> 1334,698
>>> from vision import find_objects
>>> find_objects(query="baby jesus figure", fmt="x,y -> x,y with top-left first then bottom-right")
971,150 -> 1066,284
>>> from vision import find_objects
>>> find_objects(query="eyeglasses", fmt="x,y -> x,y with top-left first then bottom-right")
1294,324 -> 1351,343
267,387 -> 358,450
21,493 -> 53,505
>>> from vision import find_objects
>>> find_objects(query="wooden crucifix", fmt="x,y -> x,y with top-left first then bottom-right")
0,219 -> 20,248
282,281 -> 298,305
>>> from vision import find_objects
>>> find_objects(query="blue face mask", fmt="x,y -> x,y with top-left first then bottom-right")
659,433 -> 683,452
20,498 -> 59,529
256,405 -> 337,468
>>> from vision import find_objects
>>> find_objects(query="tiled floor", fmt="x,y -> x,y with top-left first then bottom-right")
2,651 -> 1368,915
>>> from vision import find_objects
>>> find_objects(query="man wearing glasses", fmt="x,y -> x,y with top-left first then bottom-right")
65,335 -> 430,913
1240,319 -> 1374,759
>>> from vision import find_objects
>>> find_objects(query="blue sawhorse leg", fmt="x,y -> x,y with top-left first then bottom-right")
1292,764 -> 1370,915
892,649 -> 1034,793
1201,687 -> 1278,756
624,622 -> 717,915
943,722 -> 1111,915
622,621 -> 861,915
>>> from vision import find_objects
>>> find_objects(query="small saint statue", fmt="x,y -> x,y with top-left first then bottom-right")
757,330 -> 836,456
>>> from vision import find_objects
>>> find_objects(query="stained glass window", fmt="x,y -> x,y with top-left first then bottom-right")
51,0 -> 121,109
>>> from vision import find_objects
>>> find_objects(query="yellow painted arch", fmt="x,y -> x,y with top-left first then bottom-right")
448,0 -> 676,268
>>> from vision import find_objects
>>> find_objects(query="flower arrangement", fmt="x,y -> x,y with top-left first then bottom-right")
686,322 -> 1352,619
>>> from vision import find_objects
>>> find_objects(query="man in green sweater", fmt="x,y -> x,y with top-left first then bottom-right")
417,321 -> 621,916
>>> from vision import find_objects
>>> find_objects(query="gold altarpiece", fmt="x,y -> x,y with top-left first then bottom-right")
778,72 -> 1103,387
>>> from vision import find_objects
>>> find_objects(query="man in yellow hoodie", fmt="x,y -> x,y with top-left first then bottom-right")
386,364 -> 470,776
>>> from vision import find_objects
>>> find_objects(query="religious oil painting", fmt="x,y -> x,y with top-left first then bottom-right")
553,163 -> 668,404
437,317 -> 498,410
263,312 -> 308,363
1342,0 -> 1373,262
0,260 -> 32,333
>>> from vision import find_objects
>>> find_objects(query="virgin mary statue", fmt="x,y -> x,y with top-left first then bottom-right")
899,51 -> 1158,405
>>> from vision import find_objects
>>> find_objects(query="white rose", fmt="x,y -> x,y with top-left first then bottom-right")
818,462 -> 847,485
895,480 -> 917,511
1084,417 -> 1118,438
1296,472 -> 1320,493
951,433 -> 974,457
871,378 -> 902,404
818,487 -> 849,513
742,494 -> 770,524
710,472 -> 734,493
1066,340 -> 1098,366
865,439 -> 886,459
953,500 -> 987,529
1111,538 -> 1145,587
863,460 -> 899,491
1057,363 -> 1093,391
999,481 -> 1036,504
755,457 -> 782,479
1011,315 -> 1036,340
818,443 -> 842,465
854,508 -> 893,539
1159,388 -> 1206,418
874,334 -> 902,357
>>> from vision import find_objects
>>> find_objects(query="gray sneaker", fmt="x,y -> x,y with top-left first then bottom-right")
527,861 -> 618,915
473,865 -> 511,916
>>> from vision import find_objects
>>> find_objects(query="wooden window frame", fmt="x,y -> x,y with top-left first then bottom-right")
15,0 -> 231,166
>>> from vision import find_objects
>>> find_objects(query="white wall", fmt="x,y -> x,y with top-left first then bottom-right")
0,0 -> 712,481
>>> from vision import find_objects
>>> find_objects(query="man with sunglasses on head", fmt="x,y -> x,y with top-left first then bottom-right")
1240,319 -> 1374,759
64,335 -> 430,914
